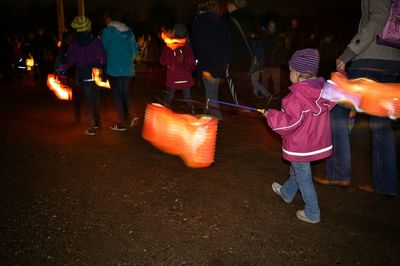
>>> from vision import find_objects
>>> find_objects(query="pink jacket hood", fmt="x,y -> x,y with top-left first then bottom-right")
267,77 -> 336,162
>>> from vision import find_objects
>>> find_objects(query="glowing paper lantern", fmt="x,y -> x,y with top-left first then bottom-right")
47,74 -> 72,101
26,55 -> 34,71
322,71 -> 400,119
142,103 -> 219,168
160,32 -> 187,51
92,68 -> 110,89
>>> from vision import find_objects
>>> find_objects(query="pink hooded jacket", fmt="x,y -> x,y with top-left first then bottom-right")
267,77 -> 336,162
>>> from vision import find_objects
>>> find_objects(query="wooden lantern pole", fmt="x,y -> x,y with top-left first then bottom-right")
78,0 -> 85,16
56,0 -> 65,40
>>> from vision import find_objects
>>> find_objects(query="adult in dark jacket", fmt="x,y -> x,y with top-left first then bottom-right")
64,16 -> 106,136
191,0 -> 230,120
226,0 -> 256,106
314,0 -> 400,197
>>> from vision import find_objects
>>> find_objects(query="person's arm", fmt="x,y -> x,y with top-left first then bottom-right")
337,0 -> 390,69
265,96 -> 304,136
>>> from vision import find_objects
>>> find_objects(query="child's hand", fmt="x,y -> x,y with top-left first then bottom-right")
263,110 -> 269,118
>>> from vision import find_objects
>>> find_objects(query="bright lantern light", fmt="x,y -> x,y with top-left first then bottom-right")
161,32 -> 187,51
47,74 -> 72,100
26,54 -> 34,71
323,71 -> 400,119
142,103 -> 219,168
92,68 -> 110,89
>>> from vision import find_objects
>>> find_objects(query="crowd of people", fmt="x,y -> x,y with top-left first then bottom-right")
1,0 -> 399,224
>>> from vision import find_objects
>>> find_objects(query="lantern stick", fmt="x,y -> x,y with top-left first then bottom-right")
207,99 -> 267,114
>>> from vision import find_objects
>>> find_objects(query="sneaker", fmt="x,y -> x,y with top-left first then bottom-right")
84,127 -> 96,136
296,210 -> 320,224
110,123 -> 127,131
272,182 -> 291,203
129,115 -> 140,127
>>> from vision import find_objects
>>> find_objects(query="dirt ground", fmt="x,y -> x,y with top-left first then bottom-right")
1,67 -> 400,266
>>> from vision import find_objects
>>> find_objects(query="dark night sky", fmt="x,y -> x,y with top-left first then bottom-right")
0,0 -> 360,37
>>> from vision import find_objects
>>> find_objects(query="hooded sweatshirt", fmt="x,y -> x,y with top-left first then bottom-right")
66,32 -> 106,83
159,43 -> 196,90
267,77 -> 336,162
101,21 -> 138,77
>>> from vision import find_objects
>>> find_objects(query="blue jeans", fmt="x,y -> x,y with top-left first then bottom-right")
164,88 -> 193,109
81,81 -> 100,127
325,59 -> 400,196
108,76 -> 133,123
202,75 -> 222,120
251,70 -> 271,98
281,162 -> 320,221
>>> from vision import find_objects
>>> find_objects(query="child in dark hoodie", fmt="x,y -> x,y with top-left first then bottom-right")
264,49 -> 335,224
63,16 -> 106,135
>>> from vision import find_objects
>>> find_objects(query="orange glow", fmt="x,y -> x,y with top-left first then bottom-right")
328,72 -> 400,119
26,54 -> 34,71
47,74 -> 72,100
161,31 -> 187,50
92,68 -> 110,89
142,103 -> 219,168
202,71 -> 213,80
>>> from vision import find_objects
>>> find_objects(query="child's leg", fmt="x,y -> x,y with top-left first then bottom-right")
280,165 -> 299,203
182,87 -> 194,109
291,162 -> 320,221
164,89 -> 175,108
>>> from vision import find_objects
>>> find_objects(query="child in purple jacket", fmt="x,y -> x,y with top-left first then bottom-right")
264,49 -> 335,223
63,16 -> 106,136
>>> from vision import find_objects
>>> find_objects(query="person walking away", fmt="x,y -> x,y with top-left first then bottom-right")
313,0 -> 400,197
262,19 -> 285,100
63,16 -> 106,136
191,0 -> 231,120
226,0 -> 257,107
101,12 -> 139,131
249,20 -> 273,107
159,24 -> 196,114
265,49 -> 335,223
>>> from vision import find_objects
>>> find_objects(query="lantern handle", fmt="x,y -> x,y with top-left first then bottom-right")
207,99 -> 267,114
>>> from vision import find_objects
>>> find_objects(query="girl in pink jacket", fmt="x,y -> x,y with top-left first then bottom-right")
264,49 -> 335,224
159,24 -> 196,114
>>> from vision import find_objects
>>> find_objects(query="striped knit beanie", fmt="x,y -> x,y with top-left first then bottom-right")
71,16 -> 92,32
289,48 -> 320,74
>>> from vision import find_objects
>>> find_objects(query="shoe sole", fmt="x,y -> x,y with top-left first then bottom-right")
296,211 -> 320,224
110,127 -> 127,131
272,183 -> 290,203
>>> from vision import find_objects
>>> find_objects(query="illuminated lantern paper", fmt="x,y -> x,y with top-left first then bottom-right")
92,68 -> 111,89
322,71 -> 400,119
47,74 -> 72,101
26,54 -> 34,71
161,32 -> 187,51
142,103 -> 218,168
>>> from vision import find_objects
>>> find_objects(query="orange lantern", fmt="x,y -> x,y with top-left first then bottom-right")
161,31 -> 187,51
324,72 -> 400,119
142,103 -> 219,168
92,68 -> 111,89
47,74 -> 72,100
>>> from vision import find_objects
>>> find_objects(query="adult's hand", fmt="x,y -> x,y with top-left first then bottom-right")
336,59 -> 346,71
